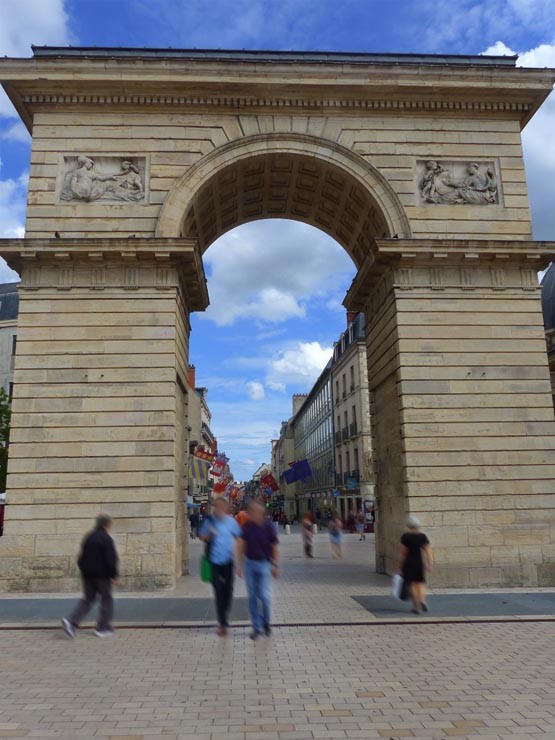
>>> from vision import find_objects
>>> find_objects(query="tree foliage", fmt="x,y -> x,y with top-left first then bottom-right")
0,387 -> 11,492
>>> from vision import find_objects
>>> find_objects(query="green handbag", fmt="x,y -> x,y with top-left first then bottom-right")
200,553 -> 213,583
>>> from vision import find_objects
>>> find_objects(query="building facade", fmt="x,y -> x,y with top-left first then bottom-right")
0,283 -> 19,398
541,265 -> 555,405
331,312 -> 374,521
291,364 -> 335,517
187,365 -> 217,504
271,418 -> 296,519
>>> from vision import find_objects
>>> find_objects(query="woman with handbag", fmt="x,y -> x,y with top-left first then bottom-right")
199,497 -> 241,636
398,516 -> 433,614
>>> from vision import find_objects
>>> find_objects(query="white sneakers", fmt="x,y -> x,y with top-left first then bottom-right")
61,618 -> 76,638
61,618 -> 113,638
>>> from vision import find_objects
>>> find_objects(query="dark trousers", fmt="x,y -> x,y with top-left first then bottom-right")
212,562 -> 234,626
69,576 -> 113,631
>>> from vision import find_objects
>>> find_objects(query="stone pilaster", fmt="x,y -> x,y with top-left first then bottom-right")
0,238 -> 207,592
347,238 -> 555,587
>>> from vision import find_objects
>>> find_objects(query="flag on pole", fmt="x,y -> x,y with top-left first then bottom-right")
211,453 -> 229,478
213,475 -> 233,494
282,459 -> 313,485
261,473 -> 279,492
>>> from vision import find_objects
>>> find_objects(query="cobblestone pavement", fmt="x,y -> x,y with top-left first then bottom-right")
1,622 -> 554,739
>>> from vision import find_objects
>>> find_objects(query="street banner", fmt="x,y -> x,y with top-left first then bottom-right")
211,453 -> 229,478
213,475 -> 233,494
191,455 -> 211,481
261,473 -> 279,492
346,475 -> 358,490
194,449 -> 215,463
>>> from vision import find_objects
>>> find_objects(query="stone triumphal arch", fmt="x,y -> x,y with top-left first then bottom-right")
1,47 -> 554,591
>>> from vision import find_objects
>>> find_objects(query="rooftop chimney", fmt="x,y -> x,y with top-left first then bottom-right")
347,310 -> 358,326
187,364 -> 196,389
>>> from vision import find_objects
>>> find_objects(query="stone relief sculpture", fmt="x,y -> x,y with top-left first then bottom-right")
419,160 -> 498,205
61,155 -> 146,202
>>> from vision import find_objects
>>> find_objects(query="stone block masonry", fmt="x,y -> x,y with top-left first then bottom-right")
1,48 -> 554,589
0,239 -> 207,591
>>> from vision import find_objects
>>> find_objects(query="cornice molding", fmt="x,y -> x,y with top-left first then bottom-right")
21,93 -> 532,115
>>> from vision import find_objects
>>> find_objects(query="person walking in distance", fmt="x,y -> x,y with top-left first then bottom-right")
61,514 -> 119,638
199,496 -> 241,637
237,501 -> 280,640
398,516 -> 433,614
356,509 -> 366,541
189,510 -> 199,539
328,511 -> 343,559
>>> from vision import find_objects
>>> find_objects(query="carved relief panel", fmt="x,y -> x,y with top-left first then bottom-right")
416,160 -> 499,205
59,155 -> 148,203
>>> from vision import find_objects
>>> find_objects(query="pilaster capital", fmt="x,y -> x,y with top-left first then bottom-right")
345,238 -> 555,311
0,237 -> 209,311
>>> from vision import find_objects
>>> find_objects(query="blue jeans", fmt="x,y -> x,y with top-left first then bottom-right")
244,558 -> 272,633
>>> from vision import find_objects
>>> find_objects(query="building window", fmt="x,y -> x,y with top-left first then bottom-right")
338,454 -> 342,473
11,335 -> 17,356
350,365 -> 355,390
342,374 -> 346,396
352,405 -> 357,425
354,447 -> 359,472
346,451 -> 350,472
8,383 -> 14,402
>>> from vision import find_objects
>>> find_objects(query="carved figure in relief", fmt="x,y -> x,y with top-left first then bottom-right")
115,160 -> 144,197
459,162 -> 497,204
61,156 -> 145,202
420,160 -> 497,205
64,156 -> 118,202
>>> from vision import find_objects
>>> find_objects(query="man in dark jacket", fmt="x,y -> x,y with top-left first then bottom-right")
61,514 -> 119,638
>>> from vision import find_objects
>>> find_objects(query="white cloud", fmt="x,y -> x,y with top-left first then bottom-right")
246,381 -> 265,401
0,166 -> 25,278
201,220 -> 355,327
1,121 -> 30,143
482,39 -> 555,240
266,380 -> 286,393
0,0 -> 72,117
419,0 -> 555,52
268,341 -> 332,388
0,170 -> 26,223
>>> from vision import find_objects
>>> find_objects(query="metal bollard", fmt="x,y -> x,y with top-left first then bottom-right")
285,524 -> 291,535
312,523 -> 318,535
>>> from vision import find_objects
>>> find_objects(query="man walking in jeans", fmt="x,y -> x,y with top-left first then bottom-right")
199,496 -> 241,636
237,501 -> 280,640
61,514 -> 119,638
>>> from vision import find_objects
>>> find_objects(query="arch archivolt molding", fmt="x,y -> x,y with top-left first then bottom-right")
155,133 -> 412,256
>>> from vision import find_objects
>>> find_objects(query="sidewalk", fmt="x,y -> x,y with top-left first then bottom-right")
1,533 -> 554,626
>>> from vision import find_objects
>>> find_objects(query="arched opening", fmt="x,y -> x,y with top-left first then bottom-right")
156,133 -> 412,251
181,152 -> 390,266
161,137 -> 410,591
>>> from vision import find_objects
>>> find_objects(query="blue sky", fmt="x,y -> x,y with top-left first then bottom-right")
0,0 -> 554,480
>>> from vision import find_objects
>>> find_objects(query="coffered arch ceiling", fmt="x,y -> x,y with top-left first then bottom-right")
180,152 -> 393,268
